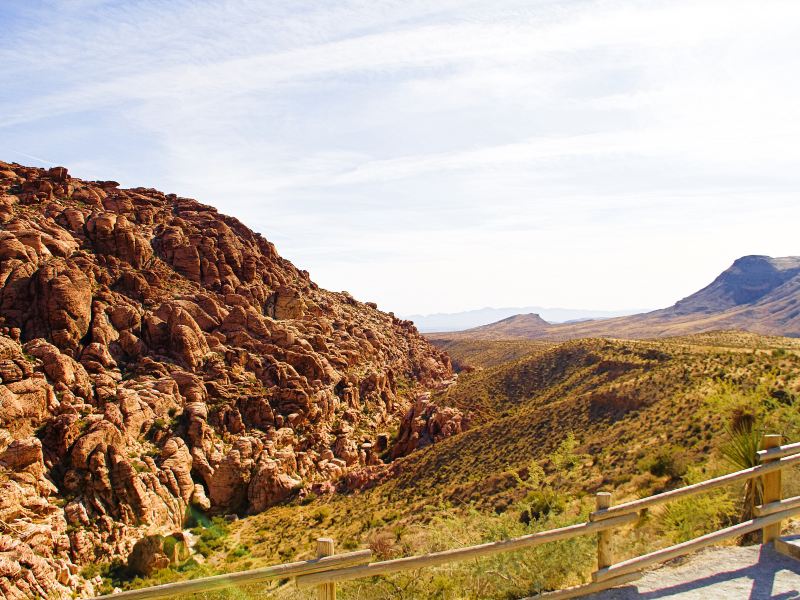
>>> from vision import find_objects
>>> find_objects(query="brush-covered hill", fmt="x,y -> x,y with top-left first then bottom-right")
123,331 -> 800,599
398,332 -> 800,499
428,335 -> 553,370
0,162 -> 453,598
435,256 -> 800,341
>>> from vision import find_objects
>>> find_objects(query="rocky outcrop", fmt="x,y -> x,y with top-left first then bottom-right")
392,393 -> 467,458
126,536 -> 170,577
0,161 -> 452,597
248,458 -> 301,513
0,427 -> 96,599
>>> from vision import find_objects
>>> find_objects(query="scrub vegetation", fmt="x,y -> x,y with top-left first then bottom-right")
116,332 -> 800,599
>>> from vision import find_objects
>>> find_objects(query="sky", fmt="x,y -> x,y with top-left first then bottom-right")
2,0 -> 799,315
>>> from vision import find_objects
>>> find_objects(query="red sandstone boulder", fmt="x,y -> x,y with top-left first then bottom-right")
127,535 -> 170,577
28,259 -> 92,355
392,393 -> 468,458
248,458 -> 301,513
24,339 -> 91,398
86,212 -> 153,268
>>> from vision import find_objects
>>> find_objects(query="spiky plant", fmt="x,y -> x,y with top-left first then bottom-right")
719,408 -> 763,523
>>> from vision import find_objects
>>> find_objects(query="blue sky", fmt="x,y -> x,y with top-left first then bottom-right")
2,0 -> 800,315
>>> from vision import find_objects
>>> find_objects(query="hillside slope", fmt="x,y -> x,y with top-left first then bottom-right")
128,332 -> 800,599
0,161 -> 452,598
435,256 -> 800,341
425,337 -> 553,370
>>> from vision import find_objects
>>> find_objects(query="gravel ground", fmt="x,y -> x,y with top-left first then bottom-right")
587,544 -> 800,599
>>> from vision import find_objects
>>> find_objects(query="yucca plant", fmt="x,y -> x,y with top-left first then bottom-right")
719,409 -> 763,523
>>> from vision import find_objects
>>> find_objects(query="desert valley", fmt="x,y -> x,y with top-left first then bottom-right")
0,162 -> 799,599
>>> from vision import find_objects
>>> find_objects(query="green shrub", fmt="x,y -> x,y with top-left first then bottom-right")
720,419 -> 763,520
661,491 -> 736,543
311,505 -> 332,524
226,544 -> 250,561
185,504 -> 211,529
162,535 -> 178,557
300,491 -> 318,506
639,445 -> 688,479
80,563 -> 101,579
193,517 -> 229,557
520,488 -> 565,524
551,432 -> 582,471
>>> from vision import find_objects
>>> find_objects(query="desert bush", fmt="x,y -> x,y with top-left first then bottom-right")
520,488 -> 565,524
311,505 -> 332,524
300,491 -> 318,506
660,491 -> 736,543
367,530 -> 397,559
720,418 -> 763,521
638,445 -> 688,480
184,503 -> 212,529
193,517 -> 230,558
162,535 -> 178,558
226,544 -> 250,561
551,432 -> 582,471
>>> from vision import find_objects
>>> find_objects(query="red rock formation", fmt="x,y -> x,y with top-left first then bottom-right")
0,161 -> 453,597
392,393 -> 468,458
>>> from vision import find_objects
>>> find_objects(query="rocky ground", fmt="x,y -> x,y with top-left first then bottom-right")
0,162 -> 458,598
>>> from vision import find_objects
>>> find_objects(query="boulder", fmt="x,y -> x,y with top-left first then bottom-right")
127,535 -> 170,577
28,259 -> 92,354
86,212 -> 153,268
248,458 -> 301,513
392,393 -> 468,458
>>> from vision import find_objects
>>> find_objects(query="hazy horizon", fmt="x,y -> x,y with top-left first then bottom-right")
402,304 -> 650,332
3,0 -> 800,315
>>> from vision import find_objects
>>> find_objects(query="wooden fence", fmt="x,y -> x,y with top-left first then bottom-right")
93,434 -> 800,600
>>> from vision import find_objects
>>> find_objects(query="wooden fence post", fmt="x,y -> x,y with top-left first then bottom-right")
596,492 -> 614,569
316,538 -> 336,600
761,434 -> 783,543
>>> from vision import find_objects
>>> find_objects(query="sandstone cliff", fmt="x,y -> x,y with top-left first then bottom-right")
0,161 -> 453,597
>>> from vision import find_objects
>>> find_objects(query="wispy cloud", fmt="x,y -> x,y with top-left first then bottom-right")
2,0 -> 800,313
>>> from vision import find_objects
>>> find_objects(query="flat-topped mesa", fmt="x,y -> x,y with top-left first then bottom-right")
669,255 -> 800,316
0,161 -> 453,598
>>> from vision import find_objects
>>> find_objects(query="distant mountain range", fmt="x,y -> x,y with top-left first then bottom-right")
432,255 -> 800,340
405,306 -> 645,332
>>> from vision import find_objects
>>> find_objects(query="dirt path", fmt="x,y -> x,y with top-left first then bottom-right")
587,544 -> 800,599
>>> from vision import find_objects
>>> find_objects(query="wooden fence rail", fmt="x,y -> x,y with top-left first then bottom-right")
758,440 -> 800,461
589,450 -> 800,522
294,512 -> 638,588
91,549 -> 372,600
91,434 -> 800,600
592,506 -> 798,583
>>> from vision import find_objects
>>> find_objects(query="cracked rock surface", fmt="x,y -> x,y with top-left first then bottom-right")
0,162 -> 455,598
